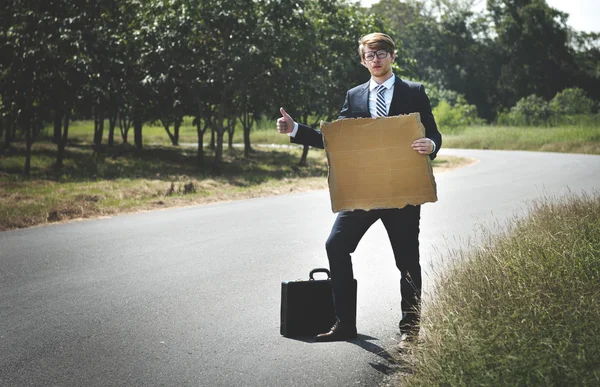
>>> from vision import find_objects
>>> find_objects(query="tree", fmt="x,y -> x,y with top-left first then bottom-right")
488,0 -> 576,109
549,87 -> 595,115
570,32 -> 600,102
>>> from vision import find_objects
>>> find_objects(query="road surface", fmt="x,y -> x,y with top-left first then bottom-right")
1,149 -> 599,386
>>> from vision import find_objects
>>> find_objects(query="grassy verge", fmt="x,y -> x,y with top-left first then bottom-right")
0,142 -> 332,230
38,118 -> 600,154
402,193 -> 600,385
443,124 -> 600,154
41,117 -> 290,146
0,141 -> 457,231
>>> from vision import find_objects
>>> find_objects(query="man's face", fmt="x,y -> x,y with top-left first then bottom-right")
361,48 -> 395,78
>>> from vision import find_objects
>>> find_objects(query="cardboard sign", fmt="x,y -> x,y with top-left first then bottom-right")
320,113 -> 437,213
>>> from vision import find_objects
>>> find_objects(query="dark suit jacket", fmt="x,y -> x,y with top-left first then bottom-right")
291,75 -> 442,160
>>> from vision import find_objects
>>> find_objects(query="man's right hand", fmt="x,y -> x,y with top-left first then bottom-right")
277,107 -> 294,134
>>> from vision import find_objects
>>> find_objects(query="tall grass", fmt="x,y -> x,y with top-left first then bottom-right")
442,124 -> 600,154
407,193 -> 600,386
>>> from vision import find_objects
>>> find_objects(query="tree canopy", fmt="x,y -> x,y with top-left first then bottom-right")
1,0 -> 598,174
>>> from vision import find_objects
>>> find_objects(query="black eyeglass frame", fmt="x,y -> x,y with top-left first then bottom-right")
363,49 -> 390,61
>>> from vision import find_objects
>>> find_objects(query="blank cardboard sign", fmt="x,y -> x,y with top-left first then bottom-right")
320,113 -> 437,213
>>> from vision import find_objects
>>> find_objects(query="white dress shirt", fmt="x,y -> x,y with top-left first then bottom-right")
368,75 -> 395,118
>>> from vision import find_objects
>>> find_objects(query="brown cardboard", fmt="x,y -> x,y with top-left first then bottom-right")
320,113 -> 437,213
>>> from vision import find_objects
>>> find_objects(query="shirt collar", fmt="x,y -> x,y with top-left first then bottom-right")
369,74 -> 395,91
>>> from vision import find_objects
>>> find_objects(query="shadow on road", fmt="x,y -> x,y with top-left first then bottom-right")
282,333 -> 413,376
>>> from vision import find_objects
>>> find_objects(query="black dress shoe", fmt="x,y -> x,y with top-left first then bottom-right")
315,320 -> 357,342
397,332 -> 418,351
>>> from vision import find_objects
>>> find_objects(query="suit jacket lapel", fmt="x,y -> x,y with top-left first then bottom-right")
357,81 -> 370,116
389,75 -> 410,116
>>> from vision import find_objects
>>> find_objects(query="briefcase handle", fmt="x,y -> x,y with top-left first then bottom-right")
309,268 -> 331,280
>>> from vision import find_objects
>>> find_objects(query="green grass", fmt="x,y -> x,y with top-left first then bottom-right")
43,116 -> 290,146
3,118 -> 598,231
0,141 -> 330,230
405,193 -> 600,386
443,124 -> 600,154
39,117 -> 600,155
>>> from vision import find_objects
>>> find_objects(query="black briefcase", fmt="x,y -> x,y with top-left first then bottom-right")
280,268 -> 337,337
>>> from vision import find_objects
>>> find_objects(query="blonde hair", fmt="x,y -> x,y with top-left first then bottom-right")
358,33 -> 396,59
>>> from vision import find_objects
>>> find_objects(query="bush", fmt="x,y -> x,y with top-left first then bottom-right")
508,94 -> 551,126
433,96 -> 484,131
549,87 -> 595,116
497,89 -> 599,127
422,82 -> 461,109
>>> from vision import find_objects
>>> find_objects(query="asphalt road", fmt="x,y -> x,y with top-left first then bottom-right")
1,149 -> 599,387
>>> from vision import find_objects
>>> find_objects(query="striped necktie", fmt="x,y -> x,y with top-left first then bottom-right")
375,84 -> 387,117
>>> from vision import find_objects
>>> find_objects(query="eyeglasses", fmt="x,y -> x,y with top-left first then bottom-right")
364,49 -> 390,61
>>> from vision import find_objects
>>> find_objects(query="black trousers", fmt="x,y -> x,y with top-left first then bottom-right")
325,205 -> 422,333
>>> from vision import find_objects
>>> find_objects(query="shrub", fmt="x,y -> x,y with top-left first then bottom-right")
433,96 -> 484,131
549,87 -> 595,116
421,82 -> 461,109
509,94 -> 551,126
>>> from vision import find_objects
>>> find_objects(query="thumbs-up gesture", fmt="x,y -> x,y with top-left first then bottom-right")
277,107 -> 294,134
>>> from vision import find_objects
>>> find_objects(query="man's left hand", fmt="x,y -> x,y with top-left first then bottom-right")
411,138 -> 434,155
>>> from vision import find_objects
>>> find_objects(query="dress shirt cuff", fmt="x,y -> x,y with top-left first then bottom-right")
429,138 -> 436,154
288,122 -> 299,138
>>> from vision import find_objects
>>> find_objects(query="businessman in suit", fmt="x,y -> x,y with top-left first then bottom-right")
277,33 -> 442,343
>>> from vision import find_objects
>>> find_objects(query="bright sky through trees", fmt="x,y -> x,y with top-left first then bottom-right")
357,0 -> 600,33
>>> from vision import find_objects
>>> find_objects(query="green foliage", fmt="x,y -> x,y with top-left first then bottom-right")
549,87 -> 596,115
407,193 -> 600,386
505,94 -> 551,126
432,96 -> 484,131
497,88 -> 599,126
367,0 -> 599,122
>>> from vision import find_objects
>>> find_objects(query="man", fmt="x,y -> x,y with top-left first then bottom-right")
276,33 -> 442,343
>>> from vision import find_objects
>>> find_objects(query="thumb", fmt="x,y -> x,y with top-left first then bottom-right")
280,107 -> 291,120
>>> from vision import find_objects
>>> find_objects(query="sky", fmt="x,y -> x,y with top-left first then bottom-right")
358,0 -> 600,33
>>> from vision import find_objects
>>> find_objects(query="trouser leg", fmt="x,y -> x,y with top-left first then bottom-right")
381,205 -> 422,334
325,210 -> 378,326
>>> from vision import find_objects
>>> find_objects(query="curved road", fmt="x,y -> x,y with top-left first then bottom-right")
1,149 -> 599,386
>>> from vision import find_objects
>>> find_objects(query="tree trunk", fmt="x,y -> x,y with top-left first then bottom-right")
213,130 -> 224,174
173,117 -> 181,146
161,118 -> 177,145
243,125 -> 252,158
24,119 -> 32,176
299,114 -> 310,166
107,108 -> 118,147
53,111 -> 62,144
56,110 -> 70,166
2,119 -> 13,149
195,117 -> 206,168
299,145 -> 309,166
227,119 -> 234,151
93,107 -> 104,149
212,102 -> 226,174
241,112 -> 254,158
210,126 -> 216,149
134,117 -> 143,149
119,112 -> 131,144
